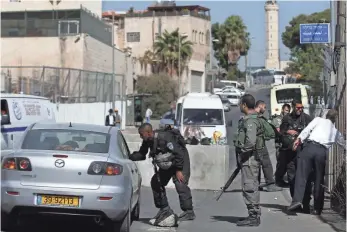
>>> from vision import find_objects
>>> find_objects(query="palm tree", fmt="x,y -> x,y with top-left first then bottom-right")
138,50 -> 155,76
154,28 -> 193,76
212,16 -> 250,73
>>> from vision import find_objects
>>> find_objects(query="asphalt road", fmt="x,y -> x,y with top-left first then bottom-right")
3,87 -> 336,232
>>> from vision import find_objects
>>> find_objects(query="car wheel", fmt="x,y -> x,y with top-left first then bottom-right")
1,212 -> 16,231
132,192 -> 141,221
104,204 -> 131,232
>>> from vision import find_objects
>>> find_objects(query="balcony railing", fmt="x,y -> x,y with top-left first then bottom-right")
126,10 -> 211,21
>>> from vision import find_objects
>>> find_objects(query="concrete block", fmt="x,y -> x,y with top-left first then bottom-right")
135,145 -> 230,191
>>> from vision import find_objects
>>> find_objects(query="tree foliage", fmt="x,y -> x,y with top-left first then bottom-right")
136,73 -> 178,118
282,9 -> 330,84
211,15 -> 251,71
138,28 -> 193,77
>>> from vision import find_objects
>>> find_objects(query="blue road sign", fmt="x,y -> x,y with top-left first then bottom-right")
299,23 -> 330,44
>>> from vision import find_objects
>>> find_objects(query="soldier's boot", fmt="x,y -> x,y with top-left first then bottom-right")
149,207 -> 178,227
178,210 -> 196,221
236,215 -> 260,227
265,184 -> 282,192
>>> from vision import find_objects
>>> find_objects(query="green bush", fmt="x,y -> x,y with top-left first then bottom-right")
136,73 -> 178,119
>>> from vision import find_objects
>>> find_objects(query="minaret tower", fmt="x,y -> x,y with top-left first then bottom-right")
265,0 -> 280,70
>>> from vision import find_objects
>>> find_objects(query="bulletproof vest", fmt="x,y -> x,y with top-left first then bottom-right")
151,132 -> 174,170
233,115 -> 265,150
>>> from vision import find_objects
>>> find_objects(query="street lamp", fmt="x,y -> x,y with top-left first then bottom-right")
178,32 -> 188,95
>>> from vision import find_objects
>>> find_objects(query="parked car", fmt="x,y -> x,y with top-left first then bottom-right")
159,111 -> 175,129
221,99 -> 231,112
1,122 -> 141,232
217,93 -> 240,106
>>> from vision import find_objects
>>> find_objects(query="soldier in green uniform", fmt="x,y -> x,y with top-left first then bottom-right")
234,94 -> 264,227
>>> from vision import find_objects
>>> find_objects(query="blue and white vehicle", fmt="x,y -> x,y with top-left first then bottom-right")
1,94 -> 56,155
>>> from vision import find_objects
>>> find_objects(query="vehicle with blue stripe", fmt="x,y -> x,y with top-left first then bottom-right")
1,94 -> 56,155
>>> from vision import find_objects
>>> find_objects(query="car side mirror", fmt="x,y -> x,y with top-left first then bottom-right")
1,114 -> 10,125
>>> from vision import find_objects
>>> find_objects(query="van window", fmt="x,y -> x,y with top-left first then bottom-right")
274,71 -> 286,75
1,100 -> 10,125
276,88 -> 302,104
183,109 -> 224,126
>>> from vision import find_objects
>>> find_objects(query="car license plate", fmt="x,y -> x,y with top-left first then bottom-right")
37,195 -> 80,207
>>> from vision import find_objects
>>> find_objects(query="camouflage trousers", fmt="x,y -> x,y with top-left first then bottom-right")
238,150 -> 262,217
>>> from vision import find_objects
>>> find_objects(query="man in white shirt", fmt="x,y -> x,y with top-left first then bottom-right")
288,109 -> 346,215
145,107 -> 153,123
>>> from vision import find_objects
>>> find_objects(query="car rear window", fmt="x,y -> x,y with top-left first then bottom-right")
276,88 -> 302,104
21,129 -> 110,153
274,71 -> 286,75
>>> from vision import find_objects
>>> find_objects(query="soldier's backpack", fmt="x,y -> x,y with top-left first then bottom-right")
258,115 -> 281,141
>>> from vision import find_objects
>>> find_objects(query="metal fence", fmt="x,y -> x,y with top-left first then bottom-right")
1,66 -> 123,104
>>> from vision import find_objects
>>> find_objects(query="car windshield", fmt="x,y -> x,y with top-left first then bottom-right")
21,129 -> 110,153
276,88 -> 302,104
221,99 -> 229,104
183,109 -> 224,125
163,112 -> 174,120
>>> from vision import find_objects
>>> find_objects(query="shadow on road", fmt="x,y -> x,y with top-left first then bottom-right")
260,203 -> 298,216
210,215 -> 246,224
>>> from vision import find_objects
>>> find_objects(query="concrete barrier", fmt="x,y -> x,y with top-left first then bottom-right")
134,145 -> 230,191
123,129 -> 230,191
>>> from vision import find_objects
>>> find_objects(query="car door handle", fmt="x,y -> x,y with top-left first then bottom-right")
134,169 -> 138,173
131,169 -> 134,173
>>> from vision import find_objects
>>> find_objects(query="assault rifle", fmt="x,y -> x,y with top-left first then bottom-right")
216,150 -> 242,201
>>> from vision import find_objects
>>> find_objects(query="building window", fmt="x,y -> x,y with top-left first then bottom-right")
270,43 -> 272,47
270,53 -> 272,57
127,32 -> 140,42
270,16 -> 272,20
201,33 -> 204,44
199,32 -> 202,44
206,30 -> 210,45
192,30 -> 195,42
58,20 -> 79,35
270,34 -> 272,38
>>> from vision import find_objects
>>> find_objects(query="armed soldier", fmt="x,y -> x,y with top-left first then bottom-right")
129,123 -> 195,227
234,94 -> 265,227
255,100 -> 282,192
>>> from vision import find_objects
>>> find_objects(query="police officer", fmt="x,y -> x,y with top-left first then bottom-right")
272,103 -> 291,186
278,99 -> 312,198
129,123 -> 195,227
255,100 -> 282,192
235,94 -> 264,227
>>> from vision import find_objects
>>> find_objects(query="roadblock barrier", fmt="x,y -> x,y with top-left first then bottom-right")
135,145 -> 230,191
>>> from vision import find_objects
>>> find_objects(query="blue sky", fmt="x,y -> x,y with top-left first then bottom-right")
102,1 -> 330,70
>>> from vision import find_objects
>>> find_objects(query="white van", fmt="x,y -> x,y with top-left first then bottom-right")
1,94 -> 56,152
270,84 -> 309,116
179,93 -> 229,144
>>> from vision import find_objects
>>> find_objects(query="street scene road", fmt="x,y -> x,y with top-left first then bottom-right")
3,87 -> 341,232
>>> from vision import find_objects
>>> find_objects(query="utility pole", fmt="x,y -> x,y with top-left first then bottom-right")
178,34 -> 181,95
111,12 -> 115,110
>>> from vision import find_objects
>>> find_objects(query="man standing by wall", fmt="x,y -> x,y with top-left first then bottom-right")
114,108 -> 122,129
